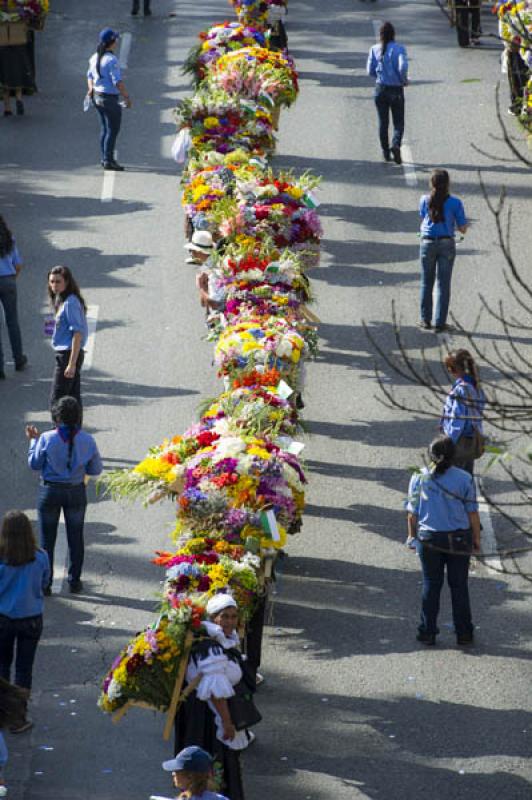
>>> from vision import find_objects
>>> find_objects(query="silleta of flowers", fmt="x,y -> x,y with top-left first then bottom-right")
0,0 -> 48,26
99,0 -> 321,725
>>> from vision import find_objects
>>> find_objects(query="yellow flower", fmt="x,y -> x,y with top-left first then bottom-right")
203,117 -> 220,129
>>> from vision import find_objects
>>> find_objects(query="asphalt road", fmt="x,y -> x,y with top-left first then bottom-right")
0,0 -> 531,798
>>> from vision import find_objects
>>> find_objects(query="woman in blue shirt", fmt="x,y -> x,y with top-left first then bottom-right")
419,169 -> 468,333
48,265 -> 88,416
441,349 -> 486,474
406,436 -> 481,646
0,510 -> 50,734
27,396 -> 102,596
367,22 -> 409,164
0,216 -> 27,379
86,28 -> 132,171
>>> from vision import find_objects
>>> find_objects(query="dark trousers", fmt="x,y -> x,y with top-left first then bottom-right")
417,530 -> 473,637
374,85 -> 405,153
132,0 -> 151,11
0,275 -> 24,370
456,0 -> 481,46
37,483 -> 87,585
93,94 -> 122,163
0,614 -> 43,690
50,349 -> 84,414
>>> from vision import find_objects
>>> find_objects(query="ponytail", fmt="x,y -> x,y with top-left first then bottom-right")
66,426 -> 76,472
444,349 -> 480,388
379,21 -> 395,58
95,42 -> 108,78
51,397 -> 82,473
429,435 -> 455,476
428,169 -> 450,224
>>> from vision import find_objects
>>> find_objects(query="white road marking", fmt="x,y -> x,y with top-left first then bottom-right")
84,305 -> 99,370
400,142 -> 418,187
119,33 -> 132,68
371,19 -> 383,39
52,518 -> 69,593
475,477 -> 503,571
101,169 -> 116,203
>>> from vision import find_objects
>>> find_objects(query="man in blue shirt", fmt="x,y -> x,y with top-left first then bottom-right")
366,22 -> 408,164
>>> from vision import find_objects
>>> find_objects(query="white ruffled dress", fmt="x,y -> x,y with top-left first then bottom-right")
186,622 -> 249,751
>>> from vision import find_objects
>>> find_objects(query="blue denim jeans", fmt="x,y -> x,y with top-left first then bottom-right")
417,530 -> 473,637
37,483 -> 87,585
0,614 -> 43,689
374,85 -> 405,153
0,732 -> 7,771
93,94 -> 122,163
0,275 -> 24,370
419,238 -> 456,326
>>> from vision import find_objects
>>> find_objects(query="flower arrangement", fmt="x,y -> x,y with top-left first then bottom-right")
183,22 -> 267,85
211,47 -> 299,108
176,90 -> 275,156
0,0 -> 48,25
174,432 -> 306,549
98,617 -> 186,714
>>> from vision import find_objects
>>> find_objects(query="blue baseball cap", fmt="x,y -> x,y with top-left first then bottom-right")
99,27 -> 119,44
162,746 -> 213,774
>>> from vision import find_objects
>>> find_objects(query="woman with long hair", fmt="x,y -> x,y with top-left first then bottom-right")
441,349 -> 486,474
0,511 -> 50,734
406,436 -> 481,646
48,265 -> 88,414
418,170 -> 468,333
0,215 -> 27,379
86,28 -> 132,171
26,396 -> 102,595
366,22 -> 409,164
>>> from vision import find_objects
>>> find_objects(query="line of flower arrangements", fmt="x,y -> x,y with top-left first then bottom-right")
0,0 -> 48,26
98,0 -> 322,717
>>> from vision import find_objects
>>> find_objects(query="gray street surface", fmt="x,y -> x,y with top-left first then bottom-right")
0,0 -> 531,798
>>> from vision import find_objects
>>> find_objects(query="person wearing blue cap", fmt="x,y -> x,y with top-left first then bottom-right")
158,746 -> 228,800
86,28 -> 132,171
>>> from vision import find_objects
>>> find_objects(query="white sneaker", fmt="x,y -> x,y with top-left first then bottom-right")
0,784 -> 8,797
255,672 -> 265,686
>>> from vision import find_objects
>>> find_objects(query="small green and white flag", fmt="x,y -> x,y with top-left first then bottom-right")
277,379 -> 293,399
302,191 -> 320,209
260,509 -> 280,542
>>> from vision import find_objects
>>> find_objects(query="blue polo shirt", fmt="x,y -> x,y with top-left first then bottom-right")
407,466 -> 478,536
87,52 -> 121,95
52,295 -> 88,351
0,550 -> 50,618
441,376 -> 486,443
28,427 -> 103,484
0,243 -> 22,277
419,195 -> 467,238
367,42 -> 408,86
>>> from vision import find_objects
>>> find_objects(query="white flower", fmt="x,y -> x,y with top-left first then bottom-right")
107,678 -> 122,702
212,436 -> 247,461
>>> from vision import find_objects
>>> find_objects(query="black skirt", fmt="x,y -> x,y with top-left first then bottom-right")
174,691 -> 245,800
0,44 -> 34,90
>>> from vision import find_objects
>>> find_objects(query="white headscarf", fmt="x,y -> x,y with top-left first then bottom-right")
206,593 -> 237,617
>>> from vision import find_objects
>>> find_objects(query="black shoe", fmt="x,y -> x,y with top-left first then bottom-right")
43,585 -> 52,596
3,109 -> 12,117
15,355 -> 28,371
382,149 -> 391,162
0,370 -> 5,380
295,393 -> 305,410
416,631 -> 436,646
16,99 -> 24,116
417,320 -> 431,330
391,146 -> 402,165
103,161 -> 125,171
434,323 -> 453,334
69,580 -> 83,594
456,633 -> 474,646
144,8 -> 152,15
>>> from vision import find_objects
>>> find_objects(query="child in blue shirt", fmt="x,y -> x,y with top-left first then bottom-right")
155,746 -> 228,800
